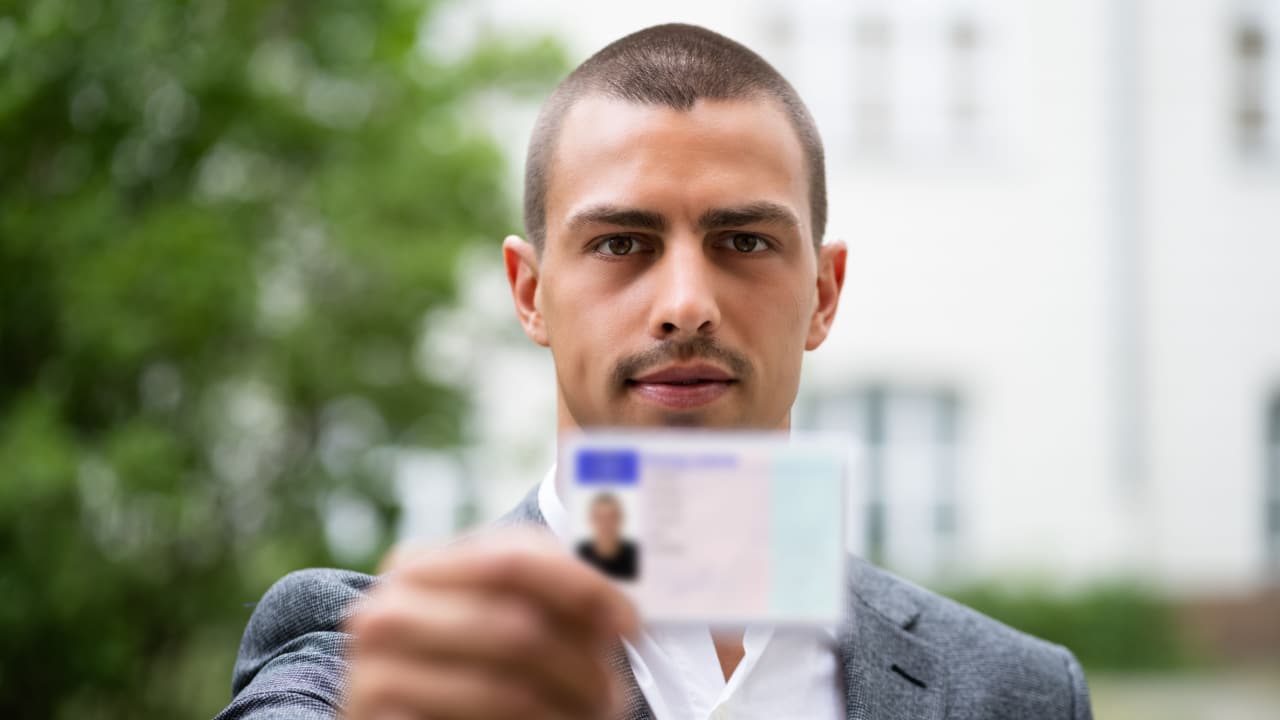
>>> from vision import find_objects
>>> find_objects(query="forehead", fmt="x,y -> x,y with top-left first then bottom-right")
544,94 -> 810,238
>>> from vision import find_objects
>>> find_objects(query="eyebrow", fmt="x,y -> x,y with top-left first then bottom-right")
565,201 -> 800,234
696,201 -> 800,232
566,204 -> 666,232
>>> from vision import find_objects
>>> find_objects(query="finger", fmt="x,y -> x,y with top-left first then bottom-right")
348,587 -> 615,716
344,654 -> 559,720
388,528 -> 640,640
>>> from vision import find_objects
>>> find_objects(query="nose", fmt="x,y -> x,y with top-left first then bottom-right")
648,239 -> 721,340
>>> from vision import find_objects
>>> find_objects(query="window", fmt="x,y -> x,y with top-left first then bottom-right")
1237,17 -> 1270,156
1266,395 -> 1280,579
799,385 -> 964,581
852,13 -> 894,152
766,0 -> 1007,166
947,16 -> 980,146
1236,2 -> 1278,161
845,1 -> 1003,164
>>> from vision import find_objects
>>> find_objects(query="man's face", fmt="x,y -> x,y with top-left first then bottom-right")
590,497 -> 623,544
506,94 -> 845,430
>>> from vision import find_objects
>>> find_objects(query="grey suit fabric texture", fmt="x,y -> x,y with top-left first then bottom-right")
215,484 -> 1094,719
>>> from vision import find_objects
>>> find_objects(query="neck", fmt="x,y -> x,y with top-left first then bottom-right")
711,628 -> 746,681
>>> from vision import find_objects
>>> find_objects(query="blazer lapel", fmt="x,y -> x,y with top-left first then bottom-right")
606,641 -> 654,720
839,558 -> 947,720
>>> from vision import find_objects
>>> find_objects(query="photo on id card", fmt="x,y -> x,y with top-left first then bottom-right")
569,448 -> 642,581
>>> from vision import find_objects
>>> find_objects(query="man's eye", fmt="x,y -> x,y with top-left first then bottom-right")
724,233 -> 770,253
596,235 -> 638,256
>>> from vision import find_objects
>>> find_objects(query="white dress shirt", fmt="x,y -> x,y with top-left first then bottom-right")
537,466 -> 844,720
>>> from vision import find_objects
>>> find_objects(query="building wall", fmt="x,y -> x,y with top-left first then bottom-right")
787,0 -> 1127,586
422,0 -> 1280,595
1140,0 -> 1280,593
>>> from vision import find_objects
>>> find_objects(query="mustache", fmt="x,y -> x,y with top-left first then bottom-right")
611,336 -> 753,386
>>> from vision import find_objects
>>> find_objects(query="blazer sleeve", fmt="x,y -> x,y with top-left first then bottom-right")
213,568 -> 377,720
1061,646 -> 1094,720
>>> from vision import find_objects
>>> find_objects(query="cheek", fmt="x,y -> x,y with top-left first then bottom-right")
730,275 -> 812,354
725,272 -> 812,417
542,268 -> 640,376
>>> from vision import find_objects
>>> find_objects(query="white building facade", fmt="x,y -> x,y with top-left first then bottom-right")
407,0 -> 1280,596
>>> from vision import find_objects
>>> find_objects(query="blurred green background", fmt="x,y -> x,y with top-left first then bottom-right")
1,0 -> 564,716
2,1 -> 1278,719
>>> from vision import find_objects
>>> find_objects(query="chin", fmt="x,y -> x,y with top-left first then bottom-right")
639,405 -> 753,429
580,400 -> 755,429
653,411 -> 716,427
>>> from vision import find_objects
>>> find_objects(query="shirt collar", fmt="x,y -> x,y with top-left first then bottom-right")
537,462 -> 569,538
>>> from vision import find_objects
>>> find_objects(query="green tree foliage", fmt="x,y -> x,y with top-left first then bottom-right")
0,1 -> 565,716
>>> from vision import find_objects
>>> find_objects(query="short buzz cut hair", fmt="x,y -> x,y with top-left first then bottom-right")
522,23 -> 827,252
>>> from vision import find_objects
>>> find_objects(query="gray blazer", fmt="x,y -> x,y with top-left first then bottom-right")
216,485 -> 1093,719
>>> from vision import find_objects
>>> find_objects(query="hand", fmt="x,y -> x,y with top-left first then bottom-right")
341,527 -> 639,719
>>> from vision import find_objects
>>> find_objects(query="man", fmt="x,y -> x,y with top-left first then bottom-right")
217,23 -> 1093,720
576,493 -> 639,581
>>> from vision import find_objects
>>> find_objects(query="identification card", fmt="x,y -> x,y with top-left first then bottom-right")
558,430 -> 847,624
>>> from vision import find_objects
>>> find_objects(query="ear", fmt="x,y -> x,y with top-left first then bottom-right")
503,234 -> 549,346
805,239 -> 847,351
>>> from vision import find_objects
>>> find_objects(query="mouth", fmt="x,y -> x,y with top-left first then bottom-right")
625,362 -> 738,410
